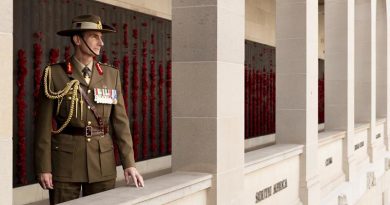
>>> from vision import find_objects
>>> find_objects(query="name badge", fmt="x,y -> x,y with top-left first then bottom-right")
94,88 -> 118,104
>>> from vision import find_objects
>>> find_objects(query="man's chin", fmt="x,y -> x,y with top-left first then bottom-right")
90,50 -> 100,56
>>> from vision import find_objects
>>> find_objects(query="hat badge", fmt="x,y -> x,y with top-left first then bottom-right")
97,21 -> 102,29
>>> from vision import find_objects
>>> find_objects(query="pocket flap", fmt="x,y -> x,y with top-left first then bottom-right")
99,137 -> 114,153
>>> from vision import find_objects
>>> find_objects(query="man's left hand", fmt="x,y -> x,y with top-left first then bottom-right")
124,167 -> 144,188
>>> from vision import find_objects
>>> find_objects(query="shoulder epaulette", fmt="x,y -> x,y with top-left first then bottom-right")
99,62 -> 117,69
46,60 -> 65,67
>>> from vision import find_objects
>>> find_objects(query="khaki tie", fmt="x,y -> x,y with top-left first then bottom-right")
82,67 -> 91,84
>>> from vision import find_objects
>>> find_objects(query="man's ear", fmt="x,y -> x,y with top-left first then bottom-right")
72,35 -> 81,46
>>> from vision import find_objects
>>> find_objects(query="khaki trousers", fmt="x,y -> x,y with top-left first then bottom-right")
49,179 -> 116,205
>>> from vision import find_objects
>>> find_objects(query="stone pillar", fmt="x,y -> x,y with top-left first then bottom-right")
275,1 -> 320,205
384,189 -> 390,205
355,0 -> 377,162
325,0 -> 356,180
387,0 -> 390,151
0,0 -> 13,204
171,1 -> 245,204
377,0 -> 388,149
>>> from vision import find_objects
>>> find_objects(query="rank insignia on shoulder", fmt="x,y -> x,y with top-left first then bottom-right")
94,88 -> 118,104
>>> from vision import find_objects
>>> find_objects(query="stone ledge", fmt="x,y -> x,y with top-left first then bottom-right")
320,173 -> 346,197
245,125 -> 325,152
244,133 -> 276,152
318,130 -> 346,146
355,122 -> 370,132
244,144 -> 303,174
61,172 -> 212,205
376,118 -> 386,125
14,156 -> 172,205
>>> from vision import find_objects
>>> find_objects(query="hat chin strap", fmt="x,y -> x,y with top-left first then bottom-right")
79,35 -> 99,56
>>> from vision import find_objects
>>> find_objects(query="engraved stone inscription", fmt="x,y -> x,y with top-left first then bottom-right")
255,179 -> 288,203
338,194 -> 348,205
325,157 -> 333,166
385,158 -> 390,171
255,186 -> 272,203
273,179 -> 287,194
354,141 -> 364,150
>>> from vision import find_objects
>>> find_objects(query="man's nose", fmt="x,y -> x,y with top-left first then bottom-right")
98,37 -> 104,46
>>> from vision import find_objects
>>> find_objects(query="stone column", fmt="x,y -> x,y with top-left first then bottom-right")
377,0 -> 388,149
325,0 -> 356,180
355,0 -> 377,162
275,1 -> 320,205
171,0 -> 245,204
387,0 -> 390,151
384,189 -> 390,205
0,0 -> 13,204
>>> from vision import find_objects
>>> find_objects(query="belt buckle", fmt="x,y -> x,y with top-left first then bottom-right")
85,126 -> 92,137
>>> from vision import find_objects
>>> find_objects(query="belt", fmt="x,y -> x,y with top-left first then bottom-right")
62,126 -> 109,137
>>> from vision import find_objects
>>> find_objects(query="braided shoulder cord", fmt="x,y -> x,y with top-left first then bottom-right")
43,66 -> 80,134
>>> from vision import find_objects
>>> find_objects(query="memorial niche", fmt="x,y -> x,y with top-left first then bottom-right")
244,41 -> 325,139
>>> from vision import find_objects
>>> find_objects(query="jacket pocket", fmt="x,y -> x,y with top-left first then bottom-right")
51,137 -> 74,177
98,136 -> 116,176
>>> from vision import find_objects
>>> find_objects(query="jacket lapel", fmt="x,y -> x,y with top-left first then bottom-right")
68,57 -> 88,87
89,61 -> 104,88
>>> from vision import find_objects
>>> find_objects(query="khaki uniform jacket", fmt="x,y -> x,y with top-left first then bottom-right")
34,57 -> 136,183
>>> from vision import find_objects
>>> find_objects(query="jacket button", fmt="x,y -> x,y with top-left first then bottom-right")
87,121 -> 91,125
87,138 -> 91,142
87,89 -> 91,94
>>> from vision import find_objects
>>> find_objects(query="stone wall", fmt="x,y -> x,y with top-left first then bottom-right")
0,0 -> 13,204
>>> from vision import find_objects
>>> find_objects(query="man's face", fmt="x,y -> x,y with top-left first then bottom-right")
76,31 -> 104,56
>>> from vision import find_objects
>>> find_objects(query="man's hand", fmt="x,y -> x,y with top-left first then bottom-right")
124,167 -> 144,188
38,173 -> 53,190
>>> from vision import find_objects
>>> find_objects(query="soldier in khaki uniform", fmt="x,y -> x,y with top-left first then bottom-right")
34,14 -> 144,205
